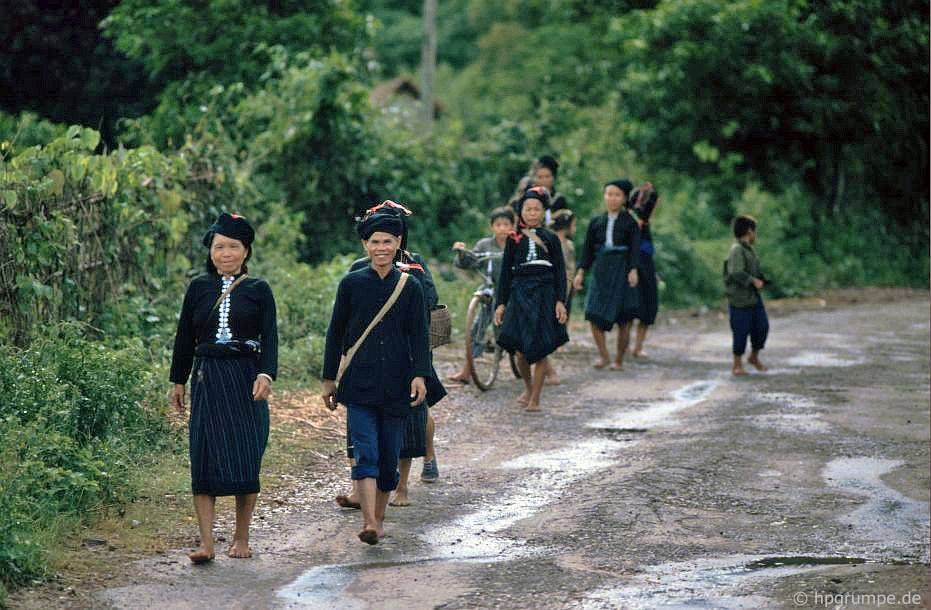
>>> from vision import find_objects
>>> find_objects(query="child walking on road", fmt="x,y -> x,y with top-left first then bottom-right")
724,215 -> 769,376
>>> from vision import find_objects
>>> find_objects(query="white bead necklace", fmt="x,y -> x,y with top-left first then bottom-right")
526,229 -> 538,261
216,275 -> 234,343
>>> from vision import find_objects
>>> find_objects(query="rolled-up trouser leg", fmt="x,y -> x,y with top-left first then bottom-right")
749,300 -> 769,351
729,305 -> 752,356
376,411 -> 408,492
348,404 -> 380,480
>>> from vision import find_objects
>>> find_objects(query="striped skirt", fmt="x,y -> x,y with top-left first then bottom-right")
190,356 -> 269,496
497,266 -> 570,364
585,247 -> 640,331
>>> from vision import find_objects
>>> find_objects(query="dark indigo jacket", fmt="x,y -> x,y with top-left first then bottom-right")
322,266 -> 431,416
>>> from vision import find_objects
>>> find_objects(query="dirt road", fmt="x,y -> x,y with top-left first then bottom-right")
81,295 -> 931,608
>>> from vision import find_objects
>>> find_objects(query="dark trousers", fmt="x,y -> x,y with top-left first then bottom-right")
729,299 -> 769,356
347,403 -> 408,492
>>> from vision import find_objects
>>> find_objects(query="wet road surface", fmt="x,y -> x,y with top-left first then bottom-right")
96,297 -> 930,609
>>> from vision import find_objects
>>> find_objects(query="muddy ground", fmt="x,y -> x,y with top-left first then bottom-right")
12,291 -> 930,609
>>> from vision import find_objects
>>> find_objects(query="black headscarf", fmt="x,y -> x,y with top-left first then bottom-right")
357,211 -> 404,241
515,185 -> 551,218
537,155 -> 559,178
202,212 -> 255,248
605,179 -> 633,202
549,209 -> 575,232
358,200 -> 411,250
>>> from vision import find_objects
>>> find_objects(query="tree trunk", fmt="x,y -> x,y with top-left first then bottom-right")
420,0 -> 437,125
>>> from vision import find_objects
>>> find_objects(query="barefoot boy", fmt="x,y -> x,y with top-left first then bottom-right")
724,215 -> 769,375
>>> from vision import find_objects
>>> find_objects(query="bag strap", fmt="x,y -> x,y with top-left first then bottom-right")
522,228 -> 549,254
198,274 -> 248,344
337,272 -> 409,383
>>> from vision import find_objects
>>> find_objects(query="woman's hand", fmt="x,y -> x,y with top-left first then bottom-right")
494,304 -> 506,326
321,380 -> 338,411
573,270 -> 585,292
171,384 -> 186,415
627,268 -> 639,288
555,301 -> 568,325
752,277 -> 764,289
410,377 -> 427,406
252,375 -> 271,401
452,241 -> 467,251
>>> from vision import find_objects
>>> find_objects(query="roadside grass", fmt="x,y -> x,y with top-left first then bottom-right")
10,389 -> 338,608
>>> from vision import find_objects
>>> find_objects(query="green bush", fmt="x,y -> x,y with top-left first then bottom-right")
0,326 -> 175,588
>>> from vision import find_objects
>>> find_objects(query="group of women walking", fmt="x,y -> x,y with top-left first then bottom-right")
168,155 -> 663,559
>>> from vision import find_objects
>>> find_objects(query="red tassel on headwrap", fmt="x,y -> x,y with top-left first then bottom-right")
366,200 -> 413,217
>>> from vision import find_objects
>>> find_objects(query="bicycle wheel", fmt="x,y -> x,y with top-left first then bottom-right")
465,294 -> 502,391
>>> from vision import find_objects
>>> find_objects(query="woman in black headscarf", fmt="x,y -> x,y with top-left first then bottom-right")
573,179 -> 641,370
170,213 -> 278,564
495,186 -> 569,412
334,201 -> 447,510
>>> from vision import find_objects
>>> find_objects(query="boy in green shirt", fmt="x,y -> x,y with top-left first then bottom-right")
724,215 -> 769,375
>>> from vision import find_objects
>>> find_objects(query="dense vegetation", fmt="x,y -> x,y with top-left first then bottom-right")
0,0 -> 927,599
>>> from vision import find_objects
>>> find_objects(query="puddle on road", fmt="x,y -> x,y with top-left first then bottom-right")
749,413 -> 831,434
785,351 -> 862,367
425,437 -> 624,559
278,381 -> 718,606
823,457 -> 930,562
755,392 -> 816,409
578,554 -> 872,610
587,380 -> 718,431
278,564 -> 362,609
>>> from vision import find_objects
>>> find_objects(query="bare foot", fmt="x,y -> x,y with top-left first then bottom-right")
609,361 -> 623,370
446,373 -> 470,384
227,539 -> 252,558
732,366 -> 748,376
592,359 -> 608,369
188,547 -> 215,565
748,356 -> 768,371
516,392 -> 530,405
632,350 -> 648,359
335,494 -> 361,509
524,403 -> 542,413
389,490 -> 410,507
358,528 -> 379,545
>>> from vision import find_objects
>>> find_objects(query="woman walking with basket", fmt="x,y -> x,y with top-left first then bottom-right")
170,213 -> 278,564
321,211 -> 430,544
335,201 -> 447,510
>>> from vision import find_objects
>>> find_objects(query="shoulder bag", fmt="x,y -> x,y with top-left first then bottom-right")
336,272 -> 409,384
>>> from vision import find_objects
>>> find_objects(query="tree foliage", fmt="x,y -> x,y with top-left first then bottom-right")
101,0 -> 372,145
0,0 -> 157,146
603,0 -> 929,225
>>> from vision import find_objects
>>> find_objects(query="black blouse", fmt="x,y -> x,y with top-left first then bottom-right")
322,266 -> 431,415
495,227 -> 567,308
349,252 -> 438,311
578,212 -> 641,271
169,273 -> 279,384
630,188 -> 659,243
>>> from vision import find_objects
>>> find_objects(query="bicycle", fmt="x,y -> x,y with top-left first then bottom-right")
461,251 -> 520,390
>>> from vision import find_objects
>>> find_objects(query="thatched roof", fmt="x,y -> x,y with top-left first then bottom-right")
370,76 -> 445,116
